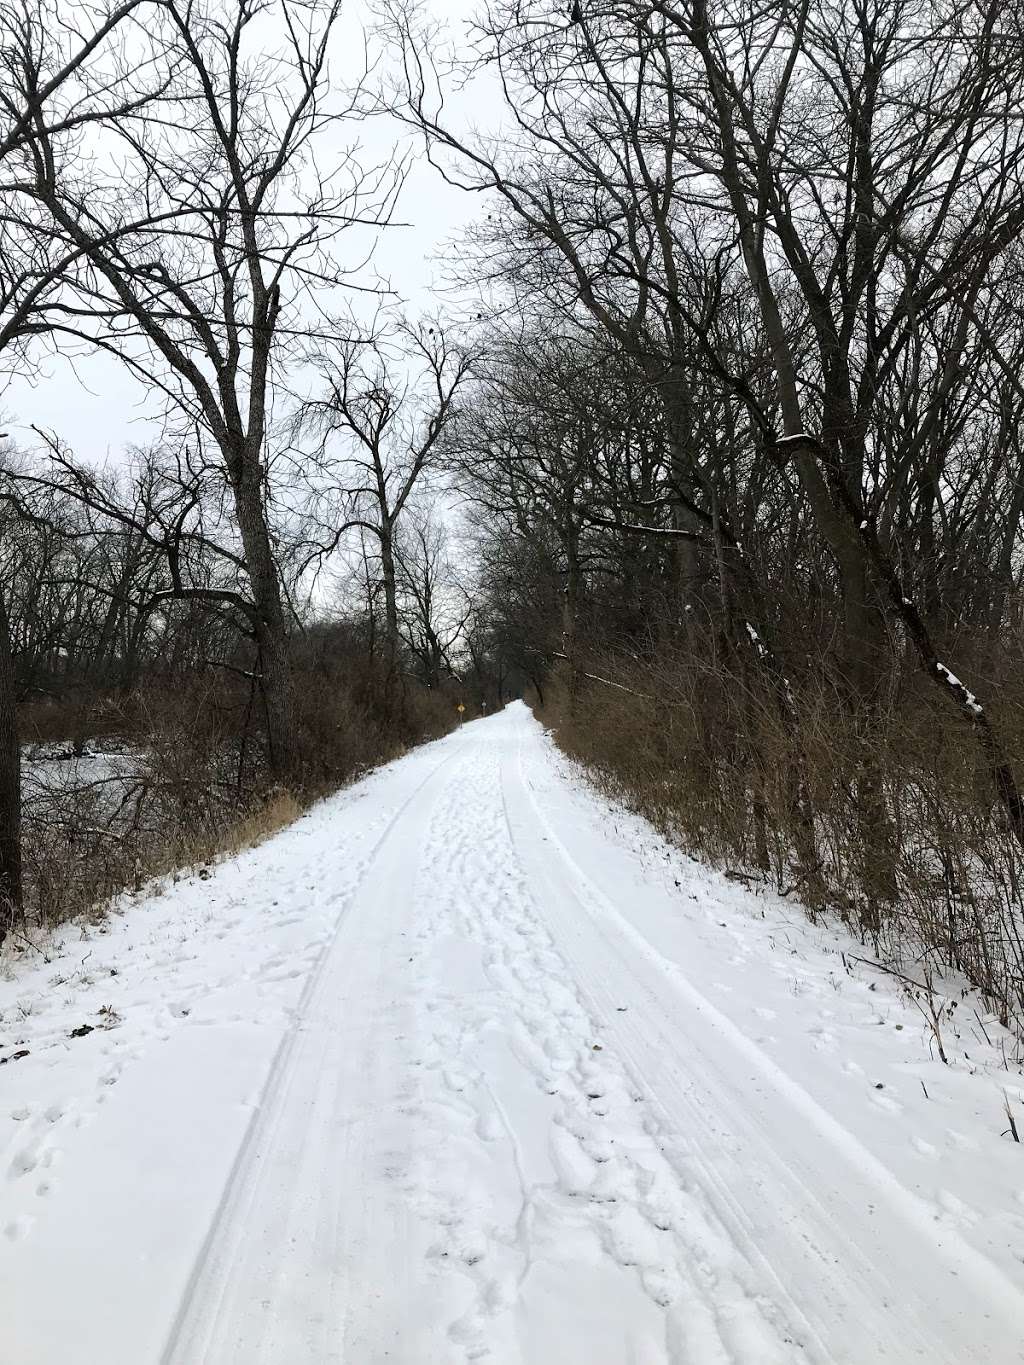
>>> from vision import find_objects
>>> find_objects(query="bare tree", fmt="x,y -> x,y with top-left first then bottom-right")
0,0 -> 172,932
396,509 -> 469,689
301,316 -> 473,670
22,0 -> 403,777
0,584 -> 18,931
383,0 -> 1024,855
445,326 -> 616,708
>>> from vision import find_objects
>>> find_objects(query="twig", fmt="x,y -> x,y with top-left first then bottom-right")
5,925 -> 51,963
1003,1090 -> 1020,1142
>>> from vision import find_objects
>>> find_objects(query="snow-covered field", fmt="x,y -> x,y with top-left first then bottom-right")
2,703 -> 1023,1363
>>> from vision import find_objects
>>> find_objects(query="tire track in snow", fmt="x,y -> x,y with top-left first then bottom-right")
503,708 -> 1024,1364
160,733 -> 476,1365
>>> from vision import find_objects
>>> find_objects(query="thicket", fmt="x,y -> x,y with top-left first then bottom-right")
14,574 -> 457,933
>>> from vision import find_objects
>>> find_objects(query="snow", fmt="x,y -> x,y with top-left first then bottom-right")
22,741 -> 145,833
2,703 -> 1024,1363
935,661 -> 985,715
744,623 -> 796,708
23,741 -> 139,797
744,620 -> 768,657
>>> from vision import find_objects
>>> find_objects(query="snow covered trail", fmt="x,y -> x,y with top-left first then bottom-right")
3,703 -> 1024,1363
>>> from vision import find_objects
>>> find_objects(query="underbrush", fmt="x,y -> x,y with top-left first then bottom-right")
17,657 -> 456,937
20,693 -> 126,749
545,650 -> 1024,1043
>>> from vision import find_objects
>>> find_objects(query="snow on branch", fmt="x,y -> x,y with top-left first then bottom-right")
935,663 -> 984,717
552,654 -> 661,702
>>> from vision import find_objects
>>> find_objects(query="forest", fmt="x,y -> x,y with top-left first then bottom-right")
4,0 -> 1024,1035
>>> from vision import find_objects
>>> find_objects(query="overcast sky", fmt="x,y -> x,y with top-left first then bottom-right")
0,0 -> 485,466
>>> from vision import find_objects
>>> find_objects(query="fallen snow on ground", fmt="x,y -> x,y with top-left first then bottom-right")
2,703 -> 1023,1363
22,739 -> 138,792
22,740 -> 143,820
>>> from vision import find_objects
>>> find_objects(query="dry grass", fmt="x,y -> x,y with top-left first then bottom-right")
219,788 -> 303,854
547,646 -> 1024,1038
21,780 -> 307,931
135,788 -> 306,895
18,658 -> 456,935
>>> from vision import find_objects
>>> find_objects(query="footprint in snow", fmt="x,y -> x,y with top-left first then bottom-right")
475,1111 -> 502,1142
8,1147 -> 39,1179
946,1128 -> 979,1151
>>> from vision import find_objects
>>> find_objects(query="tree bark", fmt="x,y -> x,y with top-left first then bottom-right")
0,591 -> 22,943
379,522 -> 401,669
560,532 -> 581,715
229,443 -> 294,781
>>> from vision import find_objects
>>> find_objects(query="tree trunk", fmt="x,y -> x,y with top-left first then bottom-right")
665,370 -> 701,612
837,547 -> 899,915
379,524 -> 401,668
0,591 -> 22,944
229,445 -> 294,781
723,174 -> 900,910
788,430 -> 1024,858
560,533 -> 581,715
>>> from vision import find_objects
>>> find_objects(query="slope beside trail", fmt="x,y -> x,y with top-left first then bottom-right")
3,703 -> 1024,1364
